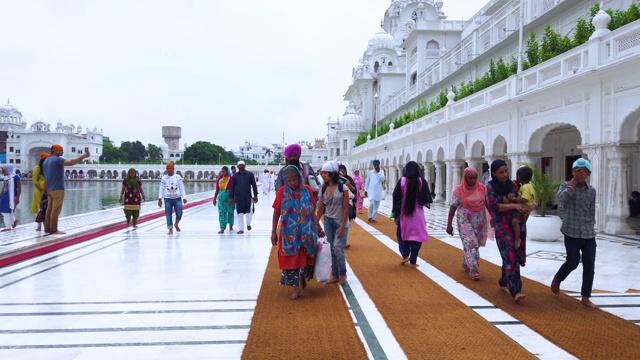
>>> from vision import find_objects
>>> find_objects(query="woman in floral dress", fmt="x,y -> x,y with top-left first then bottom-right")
119,168 -> 145,228
446,167 -> 488,280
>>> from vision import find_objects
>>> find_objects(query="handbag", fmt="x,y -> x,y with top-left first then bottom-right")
314,237 -> 331,283
358,189 -> 367,198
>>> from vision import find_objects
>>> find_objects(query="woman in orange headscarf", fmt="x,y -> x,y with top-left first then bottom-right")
31,153 -> 49,231
446,166 -> 489,281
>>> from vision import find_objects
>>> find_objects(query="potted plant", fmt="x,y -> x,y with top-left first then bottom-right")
521,162 -> 564,242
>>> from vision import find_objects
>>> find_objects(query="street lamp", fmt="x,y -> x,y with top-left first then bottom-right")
374,92 -> 379,139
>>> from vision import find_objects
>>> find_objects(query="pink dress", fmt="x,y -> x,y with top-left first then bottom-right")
399,177 -> 429,242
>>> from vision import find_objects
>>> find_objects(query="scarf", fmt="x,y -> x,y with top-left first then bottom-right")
452,167 -> 486,212
218,175 -> 230,190
279,166 -> 317,257
487,159 -> 515,196
2,164 -> 17,210
125,168 -> 138,188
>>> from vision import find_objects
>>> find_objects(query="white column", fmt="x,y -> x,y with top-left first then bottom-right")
603,146 -> 635,235
466,158 -> 480,174
434,161 -> 445,203
423,162 -> 433,184
446,160 -> 457,204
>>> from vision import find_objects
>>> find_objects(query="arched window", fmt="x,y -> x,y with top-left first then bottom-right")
374,61 -> 380,73
426,40 -> 439,58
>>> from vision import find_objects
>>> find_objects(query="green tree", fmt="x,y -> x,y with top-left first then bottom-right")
273,153 -> 283,165
184,141 -> 219,164
264,148 -> 273,164
146,144 -> 163,162
525,32 -> 540,67
121,141 -> 146,162
100,141 -> 126,163
573,18 -> 592,46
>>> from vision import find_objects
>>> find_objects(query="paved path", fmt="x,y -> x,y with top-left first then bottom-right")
0,191 -> 638,359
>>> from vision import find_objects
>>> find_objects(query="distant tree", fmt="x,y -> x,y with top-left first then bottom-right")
264,148 -> 273,165
121,141 -> 146,162
100,141 -> 126,163
147,144 -> 163,162
273,153 -> 283,165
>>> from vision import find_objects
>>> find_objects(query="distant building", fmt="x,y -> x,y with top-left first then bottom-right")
235,141 -> 283,164
0,100 -> 103,172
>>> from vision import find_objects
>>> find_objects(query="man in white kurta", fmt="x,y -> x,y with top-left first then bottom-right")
260,170 -> 271,194
365,159 -> 385,222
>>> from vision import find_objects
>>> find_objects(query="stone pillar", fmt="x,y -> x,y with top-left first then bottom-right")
603,146 -> 635,235
466,158 -> 480,174
434,161 -> 445,203
446,160 -> 457,204
423,162 -> 433,184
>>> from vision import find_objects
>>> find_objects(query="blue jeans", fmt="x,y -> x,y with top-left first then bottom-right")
164,198 -> 183,229
555,235 -> 596,297
324,216 -> 349,278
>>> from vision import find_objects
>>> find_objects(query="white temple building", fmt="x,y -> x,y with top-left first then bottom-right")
0,100 -> 103,172
331,0 -> 640,235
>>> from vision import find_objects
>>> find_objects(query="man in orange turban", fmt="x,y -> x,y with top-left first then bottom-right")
158,162 -> 187,234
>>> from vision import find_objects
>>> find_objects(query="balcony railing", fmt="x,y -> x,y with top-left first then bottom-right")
350,20 -> 640,157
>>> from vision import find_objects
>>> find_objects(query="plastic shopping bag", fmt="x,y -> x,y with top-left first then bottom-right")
314,237 -> 331,283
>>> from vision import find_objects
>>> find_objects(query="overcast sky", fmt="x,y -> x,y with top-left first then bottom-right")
1,0 -> 485,151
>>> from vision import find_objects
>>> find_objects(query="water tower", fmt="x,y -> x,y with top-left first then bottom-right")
162,126 -> 181,151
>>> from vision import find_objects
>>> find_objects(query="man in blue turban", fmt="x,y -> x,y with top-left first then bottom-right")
365,160 -> 385,222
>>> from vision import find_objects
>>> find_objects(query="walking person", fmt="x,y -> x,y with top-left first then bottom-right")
446,167 -> 488,280
229,161 -> 258,234
365,159 -> 385,222
158,162 -> 187,235
271,165 -> 324,300
352,170 -> 365,214
213,166 -> 234,234
317,160 -> 350,284
42,144 -> 90,235
392,161 -> 432,267
275,144 -> 321,200
550,158 -> 599,309
0,165 -> 21,232
31,153 -> 49,231
486,159 -> 528,302
119,168 -> 145,229
260,169 -> 271,195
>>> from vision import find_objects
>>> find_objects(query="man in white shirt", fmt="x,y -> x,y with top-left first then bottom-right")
158,162 -> 187,235
364,159 -> 385,222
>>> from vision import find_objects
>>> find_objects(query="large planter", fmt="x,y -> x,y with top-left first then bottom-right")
527,214 -> 563,242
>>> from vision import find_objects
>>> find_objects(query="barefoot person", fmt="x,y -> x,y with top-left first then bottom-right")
271,165 -> 324,300
119,168 -> 145,228
31,153 -> 49,231
447,166 -> 488,280
213,166 -> 234,233
0,165 -> 21,232
365,159 -> 385,222
392,161 -> 432,267
550,158 -> 599,309
229,161 -> 258,234
42,144 -> 90,235
158,162 -> 187,235
486,160 -> 528,303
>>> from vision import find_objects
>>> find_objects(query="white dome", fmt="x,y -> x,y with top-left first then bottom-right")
160,142 -> 169,150
368,27 -> 398,51
339,106 -> 364,132
0,100 -> 23,118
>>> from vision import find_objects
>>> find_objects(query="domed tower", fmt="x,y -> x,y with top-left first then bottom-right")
162,126 -> 181,151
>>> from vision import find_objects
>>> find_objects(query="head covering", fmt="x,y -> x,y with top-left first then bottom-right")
354,170 -> 360,176
237,160 -> 245,166
3,164 -> 15,176
453,167 -> 486,212
221,166 -> 230,176
321,160 -> 340,173
572,158 -> 591,172
126,168 -> 138,187
372,159 -> 380,165
39,153 -> 50,159
284,144 -> 302,158
488,159 -> 515,196
277,165 -> 317,257
166,162 -> 175,170
51,144 -> 63,152
218,166 -> 232,190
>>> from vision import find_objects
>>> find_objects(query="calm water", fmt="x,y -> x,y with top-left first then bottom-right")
15,180 -> 215,226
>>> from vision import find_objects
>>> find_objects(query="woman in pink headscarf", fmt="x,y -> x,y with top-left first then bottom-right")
352,170 -> 364,213
446,166 -> 489,281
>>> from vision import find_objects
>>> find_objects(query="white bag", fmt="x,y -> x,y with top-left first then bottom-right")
314,237 -> 331,283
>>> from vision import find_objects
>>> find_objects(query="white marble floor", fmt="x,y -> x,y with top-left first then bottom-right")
0,193 -> 638,359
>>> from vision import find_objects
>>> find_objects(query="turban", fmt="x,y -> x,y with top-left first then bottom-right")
39,153 -> 50,159
372,159 -> 380,165
51,144 -> 63,152
572,158 -> 591,172
321,160 -> 340,173
166,162 -> 175,169
284,144 -> 302,158
237,160 -> 246,166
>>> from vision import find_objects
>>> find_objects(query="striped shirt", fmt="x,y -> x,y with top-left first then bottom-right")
557,181 -> 596,239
